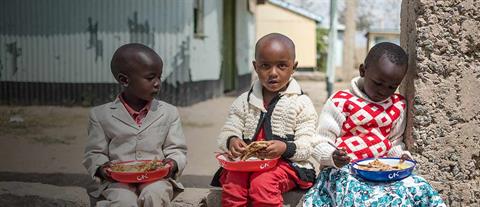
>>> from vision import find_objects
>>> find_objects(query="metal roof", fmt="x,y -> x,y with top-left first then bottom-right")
268,0 -> 323,23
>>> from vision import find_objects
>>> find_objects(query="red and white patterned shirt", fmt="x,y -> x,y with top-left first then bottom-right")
332,90 -> 405,160
312,77 -> 410,167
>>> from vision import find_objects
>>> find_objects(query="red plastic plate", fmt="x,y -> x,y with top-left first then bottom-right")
216,154 -> 279,172
107,160 -> 170,183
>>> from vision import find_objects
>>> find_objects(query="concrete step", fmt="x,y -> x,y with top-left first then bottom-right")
172,188 -> 209,207
0,181 -> 305,207
94,187 -> 305,207
0,181 -> 90,207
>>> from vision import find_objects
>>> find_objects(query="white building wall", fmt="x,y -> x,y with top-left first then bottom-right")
236,0 -> 256,76
190,0 -> 223,81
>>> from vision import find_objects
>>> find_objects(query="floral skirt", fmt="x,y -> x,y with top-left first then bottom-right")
303,166 -> 446,207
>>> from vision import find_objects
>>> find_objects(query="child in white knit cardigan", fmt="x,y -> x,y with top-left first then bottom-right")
211,33 -> 318,207
303,42 -> 445,206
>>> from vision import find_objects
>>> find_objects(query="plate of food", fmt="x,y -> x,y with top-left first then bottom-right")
107,158 -> 170,183
351,158 -> 416,182
216,141 -> 280,172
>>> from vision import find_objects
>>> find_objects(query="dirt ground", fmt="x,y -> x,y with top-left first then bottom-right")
0,79 -> 349,187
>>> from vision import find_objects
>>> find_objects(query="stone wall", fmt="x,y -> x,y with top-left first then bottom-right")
401,0 -> 480,205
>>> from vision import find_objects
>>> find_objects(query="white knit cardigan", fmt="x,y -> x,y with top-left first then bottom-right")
217,78 -> 318,170
311,77 -> 411,168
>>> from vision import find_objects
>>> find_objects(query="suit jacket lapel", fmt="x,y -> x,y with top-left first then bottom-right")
139,100 -> 164,134
110,98 -> 140,130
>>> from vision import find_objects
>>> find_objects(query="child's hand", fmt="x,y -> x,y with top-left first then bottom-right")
97,162 -> 114,182
400,153 -> 413,161
332,149 -> 351,168
228,137 -> 247,158
262,140 -> 286,159
162,158 -> 178,178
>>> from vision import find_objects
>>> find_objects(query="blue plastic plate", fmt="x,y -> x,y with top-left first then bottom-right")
351,158 -> 416,182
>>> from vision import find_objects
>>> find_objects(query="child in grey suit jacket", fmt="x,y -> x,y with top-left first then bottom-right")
83,43 -> 187,207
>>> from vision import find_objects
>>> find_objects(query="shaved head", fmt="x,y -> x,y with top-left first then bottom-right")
252,33 -> 297,95
255,33 -> 296,60
110,43 -> 163,81
364,42 -> 407,72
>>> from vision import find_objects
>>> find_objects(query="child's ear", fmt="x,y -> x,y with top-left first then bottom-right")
252,60 -> 258,71
359,64 -> 366,77
118,73 -> 129,87
293,61 -> 298,72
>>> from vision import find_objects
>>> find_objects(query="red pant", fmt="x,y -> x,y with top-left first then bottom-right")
220,161 -> 310,207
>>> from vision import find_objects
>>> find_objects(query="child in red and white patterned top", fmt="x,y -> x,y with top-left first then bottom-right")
312,42 -> 412,168
305,42 -> 445,207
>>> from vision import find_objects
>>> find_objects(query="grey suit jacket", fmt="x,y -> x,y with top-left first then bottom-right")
83,98 -> 187,195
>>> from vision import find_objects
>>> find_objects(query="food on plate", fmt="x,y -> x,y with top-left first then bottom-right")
240,141 -> 270,161
357,159 -> 410,171
110,158 -> 165,173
